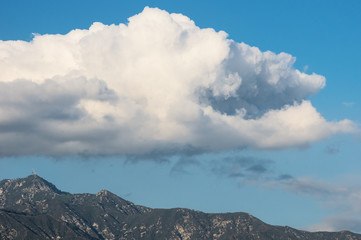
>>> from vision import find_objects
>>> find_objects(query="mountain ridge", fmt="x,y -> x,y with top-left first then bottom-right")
0,175 -> 360,240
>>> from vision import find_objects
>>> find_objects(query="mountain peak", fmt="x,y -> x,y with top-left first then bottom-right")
96,189 -> 110,196
26,173 -> 42,180
95,189 -> 121,200
14,174 -> 64,194
0,175 -> 66,212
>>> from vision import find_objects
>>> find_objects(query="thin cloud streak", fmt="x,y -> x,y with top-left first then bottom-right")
169,154 -> 361,233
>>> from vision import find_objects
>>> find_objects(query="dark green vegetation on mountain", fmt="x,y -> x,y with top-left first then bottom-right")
0,175 -> 360,240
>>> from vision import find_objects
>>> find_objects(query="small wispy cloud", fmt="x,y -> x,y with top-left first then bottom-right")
303,65 -> 309,73
307,216 -> 361,233
343,102 -> 355,107
210,156 -> 274,184
325,144 -> 340,155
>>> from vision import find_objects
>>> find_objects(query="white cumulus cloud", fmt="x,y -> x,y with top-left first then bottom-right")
0,7 -> 355,157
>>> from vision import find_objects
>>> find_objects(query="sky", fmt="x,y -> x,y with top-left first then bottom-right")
0,0 -> 360,233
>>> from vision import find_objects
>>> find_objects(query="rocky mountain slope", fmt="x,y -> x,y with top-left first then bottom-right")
0,175 -> 360,240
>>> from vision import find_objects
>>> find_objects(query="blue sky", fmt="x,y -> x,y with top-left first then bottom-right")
0,0 -> 360,232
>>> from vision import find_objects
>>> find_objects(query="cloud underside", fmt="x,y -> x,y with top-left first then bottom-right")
0,7 -> 355,157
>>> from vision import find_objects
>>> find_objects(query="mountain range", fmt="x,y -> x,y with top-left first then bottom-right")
0,175 -> 360,240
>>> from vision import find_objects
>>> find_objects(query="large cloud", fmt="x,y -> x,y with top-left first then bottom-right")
0,7 -> 355,157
